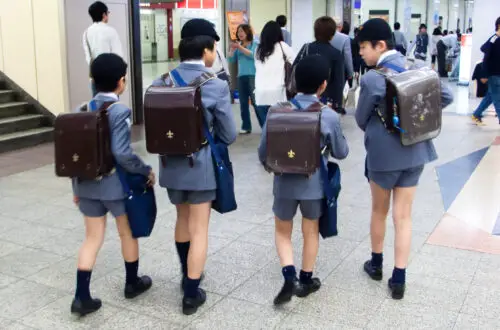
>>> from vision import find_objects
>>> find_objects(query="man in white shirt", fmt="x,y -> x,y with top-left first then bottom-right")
83,1 -> 123,96
436,33 -> 459,77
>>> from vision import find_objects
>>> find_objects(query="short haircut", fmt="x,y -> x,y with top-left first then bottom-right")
314,16 -> 336,43
496,17 -> 500,31
88,1 -> 108,23
419,24 -> 427,30
394,22 -> 401,30
178,35 -> 216,62
295,55 -> 330,94
91,53 -> 127,93
364,39 -> 395,51
276,15 -> 287,27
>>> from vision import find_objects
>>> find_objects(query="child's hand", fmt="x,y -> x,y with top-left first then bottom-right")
147,171 -> 156,187
73,196 -> 79,205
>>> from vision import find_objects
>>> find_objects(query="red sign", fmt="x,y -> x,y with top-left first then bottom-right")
176,0 -> 217,9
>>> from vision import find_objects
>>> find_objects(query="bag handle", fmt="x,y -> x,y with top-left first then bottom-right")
289,98 -> 323,112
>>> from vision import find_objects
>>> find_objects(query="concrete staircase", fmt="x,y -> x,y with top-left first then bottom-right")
0,80 -> 53,153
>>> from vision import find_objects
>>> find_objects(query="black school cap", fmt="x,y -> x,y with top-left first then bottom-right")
181,18 -> 220,41
358,18 -> 393,42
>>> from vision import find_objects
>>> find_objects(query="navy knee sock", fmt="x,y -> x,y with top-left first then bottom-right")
371,252 -> 383,268
392,267 -> 406,284
125,260 -> 139,285
175,241 -> 190,277
282,265 -> 296,282
184,277 -> 201,298
75,269 -> 92,301
299,270 -> 313,285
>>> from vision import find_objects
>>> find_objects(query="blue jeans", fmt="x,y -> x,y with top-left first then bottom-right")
255,105 -> 270,128
237,75 -> 256,131
473,76 -> 500,119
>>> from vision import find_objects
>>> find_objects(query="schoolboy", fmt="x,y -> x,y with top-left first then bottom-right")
355,18 -> 453,299
72,53 -> 155,316
258,55 -> 349,305
151,19 -> 237,315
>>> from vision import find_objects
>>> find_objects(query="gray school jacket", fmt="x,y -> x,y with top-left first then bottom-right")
151,63 -> 237,191
258,94 -> 349,200
355,52 -> 454,172
72,93 -> 152,200
330,32 -> 354,79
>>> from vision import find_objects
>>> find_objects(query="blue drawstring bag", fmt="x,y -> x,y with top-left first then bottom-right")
116,166 -> 157,238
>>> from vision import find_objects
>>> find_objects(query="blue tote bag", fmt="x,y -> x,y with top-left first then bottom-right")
170,70 -> 237,214
115,166 -> 157,238
319,160 -> 341,238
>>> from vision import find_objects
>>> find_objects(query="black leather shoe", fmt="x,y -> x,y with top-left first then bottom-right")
388,278 -> 405,300
273,278 -> 301,305
182,288 -> 207,315
296,278 -> 321,298
180,273 -> 205,292
124,275 -> 153,299
71,298 -> 102,317
364,260 -> 383,281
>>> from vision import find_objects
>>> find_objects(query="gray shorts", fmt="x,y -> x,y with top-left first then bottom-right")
167,189 -> 216,205
78,198 -> 126,218
273,198 -> 322,220
368,165 -> 424,190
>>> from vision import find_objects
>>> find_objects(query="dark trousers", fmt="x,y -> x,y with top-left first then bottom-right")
437,40 -> 448,78
237,75 -> 256,132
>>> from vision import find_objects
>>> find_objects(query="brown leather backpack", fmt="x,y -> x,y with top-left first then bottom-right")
375,60 -> 442,146
54,102 -> 115,179
144,72 -> 215,157
265,101 -> 322,175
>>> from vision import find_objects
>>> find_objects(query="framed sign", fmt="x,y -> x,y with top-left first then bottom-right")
226,11 -> 248,41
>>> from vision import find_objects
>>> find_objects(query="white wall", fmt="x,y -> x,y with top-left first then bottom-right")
470,0 -> 499,80
250,0 -> 287,35
63,0 -> 132,112
291,0 -> 314,52
0,0 -> 68,115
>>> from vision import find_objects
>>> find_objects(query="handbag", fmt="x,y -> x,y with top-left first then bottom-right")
287,43 -> 309,98
279,43 -> 293,100
318,158 -> 341,239
115,165 -> 157,238
170,71 -> 237,214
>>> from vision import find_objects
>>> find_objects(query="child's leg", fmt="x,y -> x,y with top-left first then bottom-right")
392,187 -> 416,270
301,217 -> 319,273
115,214 -> 152,299
370,181 -> 391,255
175,204 -> 190,282
72,214 -> 106,316
364,180 -> 391,280
388,186 -> 417,300
275,217 -> 294,267
297,209 -> 322,298
182,201 -> 211,315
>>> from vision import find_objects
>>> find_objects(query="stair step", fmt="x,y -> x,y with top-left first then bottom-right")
0,102 -> 31,119
0,114 -> 47,135
0,90 -> 14,103
0,127 -> 53,153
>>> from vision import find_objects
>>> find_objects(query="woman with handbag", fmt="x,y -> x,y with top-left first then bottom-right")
228,24 -> 258,134
254,21 -> 295,128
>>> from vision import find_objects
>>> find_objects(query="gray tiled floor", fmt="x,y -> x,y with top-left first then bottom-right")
0,99 -> 499,329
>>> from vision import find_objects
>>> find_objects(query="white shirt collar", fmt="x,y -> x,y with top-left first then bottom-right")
296,93 -> 318,98
183,60 -> 206,66
377,50 -> 399,66
98,92 -> 119,100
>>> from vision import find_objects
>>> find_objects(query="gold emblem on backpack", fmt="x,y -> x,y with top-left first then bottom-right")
166,130 -> 174,139
72,153 -> 79,162
288,149 -> 295,159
